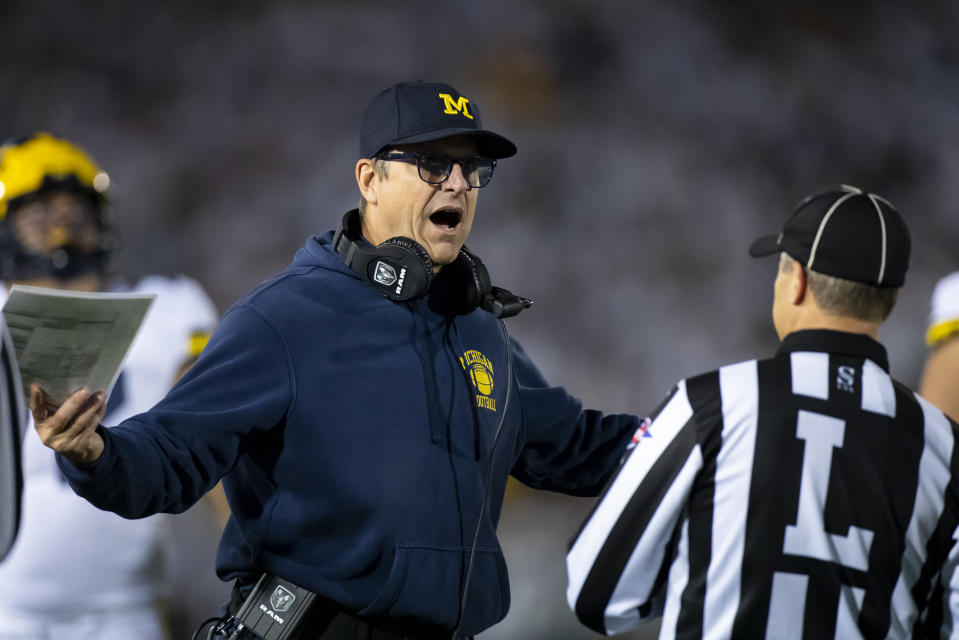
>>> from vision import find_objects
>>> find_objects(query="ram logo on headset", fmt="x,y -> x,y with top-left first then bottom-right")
372,261 -> 398,287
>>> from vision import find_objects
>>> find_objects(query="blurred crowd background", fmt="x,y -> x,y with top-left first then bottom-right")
3,1 -> 957,638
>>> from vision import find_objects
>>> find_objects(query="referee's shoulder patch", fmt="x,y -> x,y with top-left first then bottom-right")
626,416 -> 654,451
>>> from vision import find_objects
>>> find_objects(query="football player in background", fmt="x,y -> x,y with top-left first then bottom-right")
919,271 -> 959,422
0,133 -> 222,640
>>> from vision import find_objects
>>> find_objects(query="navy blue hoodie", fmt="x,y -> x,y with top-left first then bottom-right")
58,230 -> 637,635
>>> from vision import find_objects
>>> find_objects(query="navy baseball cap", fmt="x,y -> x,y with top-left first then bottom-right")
359,81 -> 517,160
749,185 -> 911,287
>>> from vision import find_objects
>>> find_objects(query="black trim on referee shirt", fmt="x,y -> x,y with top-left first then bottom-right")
675,370 -> 724,640
912,408 -> 959,638
777,329 -> 889,372
568,385 -> 681,553
856,379 -> 925,637
733,355 -> 802,638
574,401 -> 700,633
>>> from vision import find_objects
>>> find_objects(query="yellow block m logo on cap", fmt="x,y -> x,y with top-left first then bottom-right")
438,93 -> 474,120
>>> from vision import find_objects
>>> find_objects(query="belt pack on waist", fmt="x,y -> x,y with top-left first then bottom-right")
215,572 -> 459,640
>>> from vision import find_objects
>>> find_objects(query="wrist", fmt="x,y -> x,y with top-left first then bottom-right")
67,430 -> 105,465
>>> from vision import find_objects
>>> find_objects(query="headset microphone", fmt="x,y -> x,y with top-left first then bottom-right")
483,286 -> 532,319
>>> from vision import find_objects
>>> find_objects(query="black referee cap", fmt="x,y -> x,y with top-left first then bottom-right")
749,185 -> 911,287
359,81 -> 517,160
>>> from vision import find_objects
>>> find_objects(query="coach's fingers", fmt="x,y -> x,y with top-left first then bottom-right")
32,387 -> 87,442
29,383 -> 51,424
33,387 -> 106,464
61,390 -> 107,439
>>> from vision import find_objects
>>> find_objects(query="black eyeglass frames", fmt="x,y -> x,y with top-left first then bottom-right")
376,151 -> 496,189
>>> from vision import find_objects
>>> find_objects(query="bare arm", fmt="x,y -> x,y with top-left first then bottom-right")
30,384 -> 107,465
919,336 -> 959,423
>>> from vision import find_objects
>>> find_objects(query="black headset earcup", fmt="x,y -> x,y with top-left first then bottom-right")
381,236 -> 433,271
365,236 -> 433,301
332,209 -> 531,316
332,210 -> 435,302
443,247 -> 492,315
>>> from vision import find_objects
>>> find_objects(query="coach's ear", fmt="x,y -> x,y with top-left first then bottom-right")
356,158 -> 379,207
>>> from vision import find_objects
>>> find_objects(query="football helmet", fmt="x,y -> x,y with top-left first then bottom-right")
0,133 -> 117,281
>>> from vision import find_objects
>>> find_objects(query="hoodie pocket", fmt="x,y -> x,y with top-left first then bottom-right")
357,542 -> 509,633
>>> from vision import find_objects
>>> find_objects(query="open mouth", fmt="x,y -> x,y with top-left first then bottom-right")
429,208 -> 462,230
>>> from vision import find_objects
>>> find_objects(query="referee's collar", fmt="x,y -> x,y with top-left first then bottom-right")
777,329 -> 889,372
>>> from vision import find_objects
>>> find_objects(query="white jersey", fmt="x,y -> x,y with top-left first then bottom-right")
0,275 -> 217,618
927,271 -> 959,346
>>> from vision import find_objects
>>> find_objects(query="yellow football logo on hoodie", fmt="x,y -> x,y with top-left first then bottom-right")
460,349 -> 495,411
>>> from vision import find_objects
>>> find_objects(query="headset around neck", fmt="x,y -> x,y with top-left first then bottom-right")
332,209 -> 531,318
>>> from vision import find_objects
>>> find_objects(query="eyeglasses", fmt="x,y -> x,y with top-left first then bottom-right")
376,151 -> 496,189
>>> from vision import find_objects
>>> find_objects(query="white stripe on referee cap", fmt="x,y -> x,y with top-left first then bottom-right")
807,186 -> 861,272
866,193 -> 888,285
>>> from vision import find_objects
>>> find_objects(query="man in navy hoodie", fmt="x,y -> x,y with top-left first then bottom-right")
30,81 -> 639,639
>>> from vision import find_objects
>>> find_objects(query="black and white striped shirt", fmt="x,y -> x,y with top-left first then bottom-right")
567,330 -> 959,639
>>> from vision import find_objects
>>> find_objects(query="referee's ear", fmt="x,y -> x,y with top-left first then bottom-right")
791,258 -> 808,306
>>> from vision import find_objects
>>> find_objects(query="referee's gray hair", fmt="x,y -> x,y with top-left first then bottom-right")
780,253 -> 899,322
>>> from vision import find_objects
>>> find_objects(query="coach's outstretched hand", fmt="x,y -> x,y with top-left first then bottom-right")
31,384 -> 107,465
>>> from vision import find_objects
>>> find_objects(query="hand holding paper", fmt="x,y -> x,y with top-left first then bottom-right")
30,384 -> 106,464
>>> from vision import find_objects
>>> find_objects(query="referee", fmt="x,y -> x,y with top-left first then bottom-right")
567,185 -> 959,639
